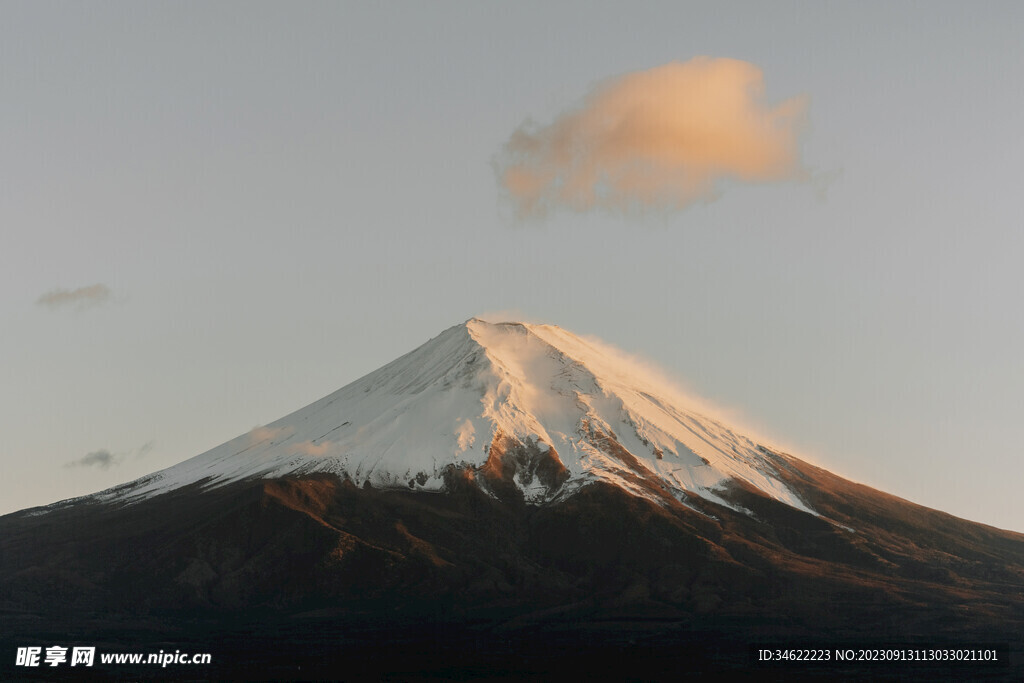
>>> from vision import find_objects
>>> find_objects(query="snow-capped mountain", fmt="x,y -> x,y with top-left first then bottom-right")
94,318 -> 811,515
4,319 -> 1023,680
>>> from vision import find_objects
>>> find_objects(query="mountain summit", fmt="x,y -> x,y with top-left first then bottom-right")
4,319 -> 1023,680
96,318 -> 810,515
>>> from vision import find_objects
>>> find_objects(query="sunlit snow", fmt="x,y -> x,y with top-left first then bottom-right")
89,319 -> 814,516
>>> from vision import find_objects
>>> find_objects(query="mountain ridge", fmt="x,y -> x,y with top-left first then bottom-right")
3,319 -> 1023,679
64,318 -> 814,518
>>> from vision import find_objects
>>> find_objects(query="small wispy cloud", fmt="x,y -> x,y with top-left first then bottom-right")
64,441 -> 155,470
288,440 -> 332,457
241,427 -> 334,456
65,449 -> 120,470
37,283 -> 112,310
495,57 -> 811,218
247,425 -> 294,445
474,309 -> 548,325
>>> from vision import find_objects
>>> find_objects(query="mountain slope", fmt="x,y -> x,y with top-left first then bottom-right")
80,319 -> 812,515
3,463 -> 1022,680
3,318 -> 1022,680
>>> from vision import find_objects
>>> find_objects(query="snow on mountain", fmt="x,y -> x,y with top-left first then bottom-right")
90,319 -> 814,515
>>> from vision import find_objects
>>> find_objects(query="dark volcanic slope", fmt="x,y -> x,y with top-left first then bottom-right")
2,453 -> 1023,680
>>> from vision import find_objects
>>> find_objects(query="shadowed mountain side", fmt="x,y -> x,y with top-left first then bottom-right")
765,449 -> 1024,589
2,464 -> 1022,679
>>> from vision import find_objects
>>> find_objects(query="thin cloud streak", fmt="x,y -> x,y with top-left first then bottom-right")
288,440 -> 332,457
247,425 -> 294,445
64,442 -> 155,470
65,449 -> 120,470
495,57 -> 810,218
37,283 -> 112,310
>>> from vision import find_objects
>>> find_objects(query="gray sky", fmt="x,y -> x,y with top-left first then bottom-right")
2,2 -> 1022,531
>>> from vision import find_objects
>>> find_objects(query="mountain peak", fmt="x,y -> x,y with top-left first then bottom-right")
10,317 -> 1024,680
85,320 -> 813,516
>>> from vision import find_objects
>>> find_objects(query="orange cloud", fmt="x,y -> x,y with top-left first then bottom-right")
495,58 -> 810,217
36,283 -> 112,310
247,425 -> 294,445
288,440 -> 332,457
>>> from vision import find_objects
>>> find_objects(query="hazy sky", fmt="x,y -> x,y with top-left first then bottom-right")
2,2 -> 1022,531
